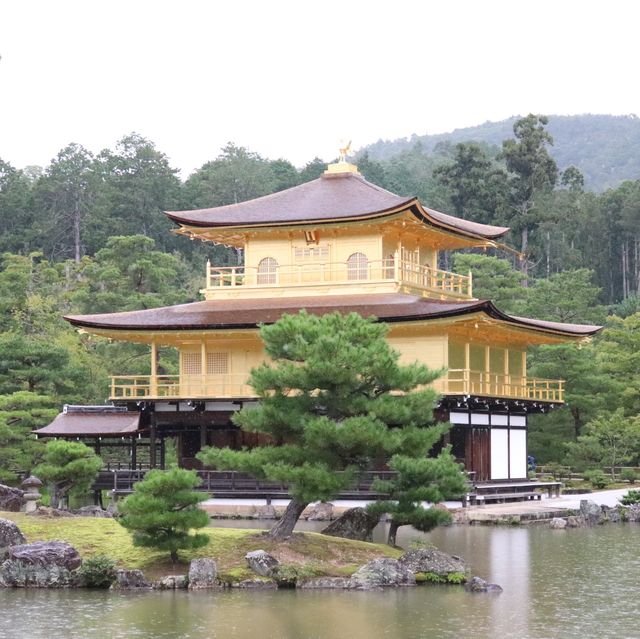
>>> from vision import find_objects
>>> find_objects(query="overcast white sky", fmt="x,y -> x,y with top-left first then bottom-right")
1,0 -> 638,177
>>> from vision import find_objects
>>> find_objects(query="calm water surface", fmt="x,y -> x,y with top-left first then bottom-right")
1,523 -> 639,639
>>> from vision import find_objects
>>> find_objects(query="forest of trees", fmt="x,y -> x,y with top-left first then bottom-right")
1,114 -> 640,480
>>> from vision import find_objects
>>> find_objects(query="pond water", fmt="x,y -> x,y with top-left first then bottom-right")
1,522 -> 639,639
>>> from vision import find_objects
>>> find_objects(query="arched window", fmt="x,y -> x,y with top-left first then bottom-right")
347,252 -> 368,281
257,257 -> 278,285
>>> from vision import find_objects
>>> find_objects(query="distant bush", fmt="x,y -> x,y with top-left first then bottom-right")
620,469 -> 638,484
583,469 -> 610,489
79,555 -> 117,588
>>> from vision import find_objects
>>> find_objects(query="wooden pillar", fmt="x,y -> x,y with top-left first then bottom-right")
200,340 -> 207,397
504,348 -> 510,397
149,420 -> 157,469
150,341 -> 158,397
464,342 -> 470,395
484,345 -> 491,395
131,438 -> 137,470
200,423 -> 207,450
521,351 -> 527,398
160,437 -> 166,470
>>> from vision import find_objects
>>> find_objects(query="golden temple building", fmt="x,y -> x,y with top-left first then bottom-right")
37,159 -> 600,484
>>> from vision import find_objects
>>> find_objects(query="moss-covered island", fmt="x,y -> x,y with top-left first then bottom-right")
2,513 -> 401,583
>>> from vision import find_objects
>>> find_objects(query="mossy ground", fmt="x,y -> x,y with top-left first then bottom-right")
1,512 -> 400,581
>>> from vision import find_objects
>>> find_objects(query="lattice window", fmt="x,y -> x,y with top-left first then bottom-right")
347,252 -> 368,280
207,352 -> 229,375
293,245 -> 330,261
257,257 -> 278,284
181,352 -> 201,375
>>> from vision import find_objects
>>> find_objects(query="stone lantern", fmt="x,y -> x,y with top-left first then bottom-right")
21,475 -> 43,513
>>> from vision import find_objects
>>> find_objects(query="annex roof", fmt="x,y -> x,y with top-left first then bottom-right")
34,411 -> 141,437
65,294 -> 601,338
165,172 -> 509,241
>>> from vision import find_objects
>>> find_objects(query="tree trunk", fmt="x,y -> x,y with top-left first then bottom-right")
387,520 -> 401,547
521,227 -> 529,287
571,407 -> 583,440
267,498 -> 309,540
73,203 -> 81,264
170,549 -> 179,564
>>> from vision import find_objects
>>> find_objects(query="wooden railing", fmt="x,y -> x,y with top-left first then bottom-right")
110,369 -> 563,402
438,369 -> 564,403
205,258 -> 473,298
110,374 -> 256,400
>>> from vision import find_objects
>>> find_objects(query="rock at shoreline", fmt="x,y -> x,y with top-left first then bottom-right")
0,519 -> 26,555
464,576 -> 503,594
188,558 -> 220,590
254,505 -> 278,520
232,579 -> 278,589
246,550 -> 279,578
349,558 -> 416,590
626,504 -> 640,522
306,502 -> 334,521
298,577 -> 350,589
321,508 -> 379,542
565,515 -> 587,527
398,548 -> 468,578
112,569 -> 151,589
156,575 -> 188,590
549,517 -> 568,529
0,484 -> 24,513
0,541 -> 81,588
580,500 -> 603,524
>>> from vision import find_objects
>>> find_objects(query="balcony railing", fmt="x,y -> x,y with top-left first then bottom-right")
110,369 -> 563,403
437,369 -> 564,403
205,258 -> 473,298
110,374 -> 256,400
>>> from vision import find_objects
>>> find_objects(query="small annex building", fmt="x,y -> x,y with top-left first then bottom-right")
38,158 -> 601,484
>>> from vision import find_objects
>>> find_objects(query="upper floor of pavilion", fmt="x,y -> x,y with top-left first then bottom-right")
165,161 -> 510,302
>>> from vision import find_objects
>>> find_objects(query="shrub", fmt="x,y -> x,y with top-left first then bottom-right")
79,555 -> 117,588
583,469 -> 610,489
620,489 -> 640,506
620,468 -> 638,484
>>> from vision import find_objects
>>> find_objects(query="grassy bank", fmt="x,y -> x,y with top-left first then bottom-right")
1,512 -> 400,581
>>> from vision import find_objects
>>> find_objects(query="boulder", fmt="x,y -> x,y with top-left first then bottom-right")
565,515 -> 587,528
306,502 -> 334,521
348,558 -> 416,590
464,576 -> 503,594
254,505 -> 278,520
74,506 -> 113,518
626,504 -> 640,522
602,506 -> 622,523
231,579 -> 278,589
0,541 -> 81,587
0,518 -> 26,555
245,550 -> 279,578
112,569 -> 151,589
321,508 -> 379,542
155,575 -> 188,590
549,517 -> 568,529
25,506 -> 73,518
297,577 -> 350,589
0,484 -> 24,513
398,548 -> 468,578
188,558 -> 220,590
580,499 -> 604,524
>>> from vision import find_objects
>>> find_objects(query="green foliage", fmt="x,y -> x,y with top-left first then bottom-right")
0,391 -> 56,483
118,468 -> 210,563
416,571 -> 467,585
78,554 -> 117,588
620,468 -> 638,484
34,440 -> 102,508
620,489 -> 640,506
452,253 -> 525,313
565,410 -> 640,478
582,469 -> 610,489
198,310 -> 447,538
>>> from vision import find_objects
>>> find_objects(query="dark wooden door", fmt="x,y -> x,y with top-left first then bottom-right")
465,427 -> 491,481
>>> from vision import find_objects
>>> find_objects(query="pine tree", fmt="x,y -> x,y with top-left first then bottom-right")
198,310 -> 458,540
118,468 -> 210,563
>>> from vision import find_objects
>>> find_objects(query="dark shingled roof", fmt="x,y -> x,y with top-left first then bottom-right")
64,294 -> 602,337
34,412 -> 141,437
165,172 -> 509,240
